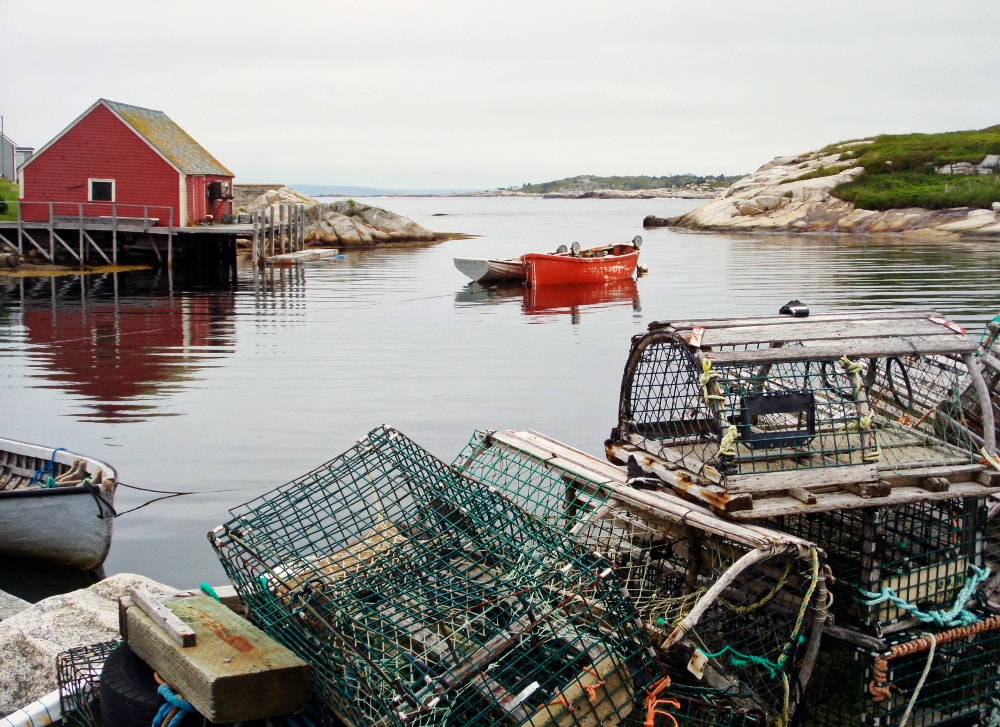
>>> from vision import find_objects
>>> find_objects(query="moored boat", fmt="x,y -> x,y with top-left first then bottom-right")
452,255 -> 524,284
454,236 -> 643,286
524,236 -> 641,286
0,437 -> 117,571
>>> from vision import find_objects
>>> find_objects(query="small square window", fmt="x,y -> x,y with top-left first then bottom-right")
89,179 -> 114,202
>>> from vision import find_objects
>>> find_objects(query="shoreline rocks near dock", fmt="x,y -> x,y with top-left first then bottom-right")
242,188 -> 447,248
0,574 -> 176,716
644,147 -> 1000,237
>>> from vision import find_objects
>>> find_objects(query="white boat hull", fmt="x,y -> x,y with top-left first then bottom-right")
0,437 -> 117,571
453,257 -> 524,283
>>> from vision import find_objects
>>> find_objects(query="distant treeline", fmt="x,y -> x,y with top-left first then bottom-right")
513,174 -> 743,194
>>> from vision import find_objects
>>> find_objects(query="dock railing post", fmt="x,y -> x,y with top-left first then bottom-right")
48,202 -> 54,262
78,203 -> 84,266
280,204 -> 287,255
167,207 -> 174,269
269,206 -> 275,258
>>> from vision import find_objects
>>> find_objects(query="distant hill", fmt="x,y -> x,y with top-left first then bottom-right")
291,184 -> 481,197
513,174 -> 743,195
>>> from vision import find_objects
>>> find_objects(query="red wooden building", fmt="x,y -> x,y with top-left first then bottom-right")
18,98 -> 235,226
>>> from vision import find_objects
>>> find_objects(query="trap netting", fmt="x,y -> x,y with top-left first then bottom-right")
800,609 -> 1000,727
452,430 -> 828,725
209,425 -> 661,727
769,497 -> 990,635
614,330 -> 884,481
612,326 -> 997,491
932,350 -> 1000,460
56,640 -> 119,727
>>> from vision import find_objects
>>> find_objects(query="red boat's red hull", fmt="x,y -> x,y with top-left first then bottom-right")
523,247 -> 639,286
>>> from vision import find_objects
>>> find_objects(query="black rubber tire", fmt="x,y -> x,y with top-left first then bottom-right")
100,643 -> 163,727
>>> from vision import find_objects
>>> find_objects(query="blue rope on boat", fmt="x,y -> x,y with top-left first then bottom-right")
31,448 -> 66,488
153,683 -> 196,727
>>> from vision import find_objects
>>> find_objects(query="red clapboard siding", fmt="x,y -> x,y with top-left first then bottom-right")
20,104 -> 181,223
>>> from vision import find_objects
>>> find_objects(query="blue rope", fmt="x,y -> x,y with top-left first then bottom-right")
153,683 -> 196,727
859,565 -> 991,627
31,448 -> 65,488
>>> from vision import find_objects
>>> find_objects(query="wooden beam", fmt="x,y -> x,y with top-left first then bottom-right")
125,595 -> 311,723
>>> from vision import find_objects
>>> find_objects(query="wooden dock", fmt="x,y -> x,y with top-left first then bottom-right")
0,203 -> 306,273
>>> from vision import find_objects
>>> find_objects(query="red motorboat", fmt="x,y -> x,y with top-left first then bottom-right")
523,236 -> 641,286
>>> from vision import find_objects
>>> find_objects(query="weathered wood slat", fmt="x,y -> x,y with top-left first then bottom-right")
691,317 -> 970,350
655,309 -> 938,332
726,464 -> 879,495
701,335 -> 977,365
730,480 -> 994,519
129,587 -> 196,647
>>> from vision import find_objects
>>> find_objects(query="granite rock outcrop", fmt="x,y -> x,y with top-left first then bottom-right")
646,144 -> 1000,237
241,188 -> 442,247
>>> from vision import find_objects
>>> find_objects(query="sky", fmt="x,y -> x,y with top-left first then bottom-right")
3,0 -> 1000,191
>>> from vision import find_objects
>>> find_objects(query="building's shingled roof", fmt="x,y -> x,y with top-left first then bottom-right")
102,99 -> 234,177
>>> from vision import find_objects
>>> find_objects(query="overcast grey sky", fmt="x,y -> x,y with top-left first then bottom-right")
3,0 -> 999,190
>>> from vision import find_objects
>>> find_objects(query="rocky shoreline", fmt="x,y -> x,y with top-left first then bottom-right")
0,575 -> 176,716
459,186 -> 719,200
644,146 -> 1000,238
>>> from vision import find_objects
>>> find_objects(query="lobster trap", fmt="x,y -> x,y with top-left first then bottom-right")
55,640 -> 119,727
933,314 -> 1000,458
452,429 -> 830,725
608,310 -> 1000,518
800,609 -> 1000,727
769,497 -> 990,635
209,425 -> 662,727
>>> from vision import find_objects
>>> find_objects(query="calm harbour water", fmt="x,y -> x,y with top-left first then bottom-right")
1,195 -> 999,598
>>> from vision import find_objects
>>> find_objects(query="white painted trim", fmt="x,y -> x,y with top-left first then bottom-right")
178,170 -> 186,226
87,178 -> 116,202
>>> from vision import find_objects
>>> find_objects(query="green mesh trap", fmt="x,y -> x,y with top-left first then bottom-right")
209,425 -> 662,727
770,498 -> 990,634
56,640 -> 118,727
800,609 -> 1000,727
452,430 -> 828,726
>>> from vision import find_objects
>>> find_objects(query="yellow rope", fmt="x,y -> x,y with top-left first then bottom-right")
699,360 -> 724,403
839,356 -> 881,462
717,424 -> 739,458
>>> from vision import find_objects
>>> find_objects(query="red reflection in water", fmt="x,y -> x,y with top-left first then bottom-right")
18,280 -> 234,422
522,278 -> 639,315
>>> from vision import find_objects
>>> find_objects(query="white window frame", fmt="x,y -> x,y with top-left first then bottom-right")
88,178 -> 115,202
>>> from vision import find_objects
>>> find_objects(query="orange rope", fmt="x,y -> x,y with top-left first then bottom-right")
580,666 -> 606,702
644,676 -> 680,727
868,615 -> 1000,702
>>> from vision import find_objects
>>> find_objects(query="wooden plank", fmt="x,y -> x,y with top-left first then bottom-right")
725,480 -> 995,519
703,336 -> 977,365
656,309 -> 939,332
691,317 -> 969,350
130,587 -> 196,647
125,595 -> 311,723
726,463 -> 879,494
491,430 -> 628,485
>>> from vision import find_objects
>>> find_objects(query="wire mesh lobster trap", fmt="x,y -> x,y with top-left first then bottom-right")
452,429 -> 830,726
607,310 -> 1000,518
769,497 -> 990,635
55,640 -> 119,727
800,608 -> 1000,727
931,314 -> 1000,460
209,425 -> 662,727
